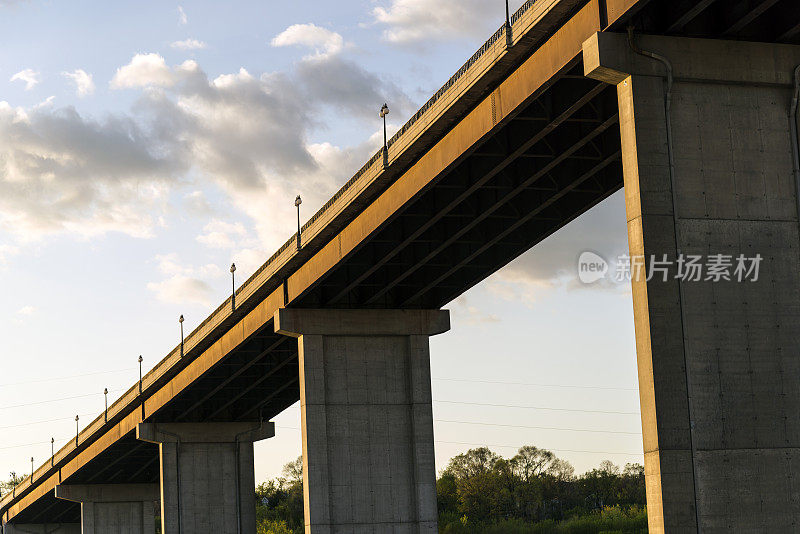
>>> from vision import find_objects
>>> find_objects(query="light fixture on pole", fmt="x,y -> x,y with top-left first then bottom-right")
30,457 -> 34,481
230,263 -> 237,311
75,415 -> 80,447
51,438 -> 54,467
104,388 -> 109,422
179,315 -> 185,357
138,355 -> 143,394
380,103 -> 390,166
295,195 -> 303,250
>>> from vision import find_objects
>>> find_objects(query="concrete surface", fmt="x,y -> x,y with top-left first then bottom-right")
585,32 -> 800,533
136,422 -> 275,534
2,525 -> 80,534
54,484 -> 158,534
274,308 -> 450,534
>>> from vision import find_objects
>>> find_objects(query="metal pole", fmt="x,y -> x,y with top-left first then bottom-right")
138,356 -> 143,393
75,415 -> 79,447
295,195 -> 302,250
30,457 -> 33,482
51,438 -> 54,467
179,315 -> 185,357
230,263 -> 237,311
104,388 -> 108,422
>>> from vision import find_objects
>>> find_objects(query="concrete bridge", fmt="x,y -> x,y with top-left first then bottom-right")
2,0 -> 800,532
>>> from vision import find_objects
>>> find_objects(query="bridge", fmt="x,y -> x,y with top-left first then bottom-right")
2,0 -> 800,532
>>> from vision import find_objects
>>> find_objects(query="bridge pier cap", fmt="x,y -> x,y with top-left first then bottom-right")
274,308 -> 450,337
582,32 -> 800,534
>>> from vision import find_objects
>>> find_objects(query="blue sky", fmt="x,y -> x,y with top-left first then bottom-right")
0,0 -> 641,483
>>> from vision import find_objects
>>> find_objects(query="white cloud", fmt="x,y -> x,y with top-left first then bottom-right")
0,45 -> 412,263
177,5 -> 187,25
62,69 -> 95,96
16,305 -> 36,316
171,38 -> 207,51
147,254 -> 223,306
271,23 -> 345,59
110,53 -> 176,89
10,68 -> 40,90
372,0 -> 504,44
196,219 -> 247,249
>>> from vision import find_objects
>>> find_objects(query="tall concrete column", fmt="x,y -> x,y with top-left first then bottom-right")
55,484 -> 158,534
136,422 -> 275,534
2,524 -> 80,534
584,33 -> 800,533
274,308 -> 449,534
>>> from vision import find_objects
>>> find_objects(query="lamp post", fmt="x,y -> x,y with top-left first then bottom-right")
505,0 -> 513,46
138,355 -> 143,394
104,388 -> 109,422
179,315 -> 185,357
295,195 -> 303,250
30,457 -> 34,481
230,263 -> 237,311
51,438 -> 54,467
75,415 -> 79,447
380,103 -> 390,166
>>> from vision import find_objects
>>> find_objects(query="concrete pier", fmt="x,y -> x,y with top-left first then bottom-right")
54,484 -> 158,534
584,33 -> 800,533
136,422 -> 274,534
274,308 -> 449,534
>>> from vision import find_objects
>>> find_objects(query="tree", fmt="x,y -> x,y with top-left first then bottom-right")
0,472 -> 23,498
511,446 -> 556,482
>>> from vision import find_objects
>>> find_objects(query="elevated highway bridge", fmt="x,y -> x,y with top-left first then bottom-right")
3,0 -> 800,532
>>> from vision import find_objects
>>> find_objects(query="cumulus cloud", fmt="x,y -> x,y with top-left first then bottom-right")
62,69 -> 95,96
1,40 -> 413,262
271,23 -> 345,59
196,219 -> 247,249
488,191 -> 630,301
110,53 -> 179,89
0,100 -> 182,240
10,68 -> 40,90
372,0 -> 512,44
147,253 -> 222,306
171,38 -> 206,51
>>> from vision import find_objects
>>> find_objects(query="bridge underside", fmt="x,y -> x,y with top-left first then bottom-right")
6,0 -> 800,530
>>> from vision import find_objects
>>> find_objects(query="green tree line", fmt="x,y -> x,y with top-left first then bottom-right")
255,445 -> 647,534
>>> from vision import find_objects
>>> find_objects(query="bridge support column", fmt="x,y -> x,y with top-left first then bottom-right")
54,484 -> 158,534
136,422 -> 275,534
274,308 -> 449,534
584,33 -> 800,533
2,524 -> 80,534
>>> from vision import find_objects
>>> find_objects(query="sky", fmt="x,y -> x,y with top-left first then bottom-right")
0,0 -> 642,485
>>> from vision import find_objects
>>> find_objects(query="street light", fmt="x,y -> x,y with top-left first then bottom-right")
51,438 -> 54,467
138,355 -> 144,394
295,195 -> 303,250
380,103 -> 390,166
505,0 -> 513,46
104,388 -> 109,422
75,415 -> 80,447
179,315 -> 185,358
230,263 -> 237,311
30,457 -> 34,481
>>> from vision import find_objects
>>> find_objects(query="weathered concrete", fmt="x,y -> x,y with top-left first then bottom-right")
54,484 -> 158,534
585,32 -> 800,533
2,524 -> 80,534
136,422 -> 275,534
274,308 -> 449,534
